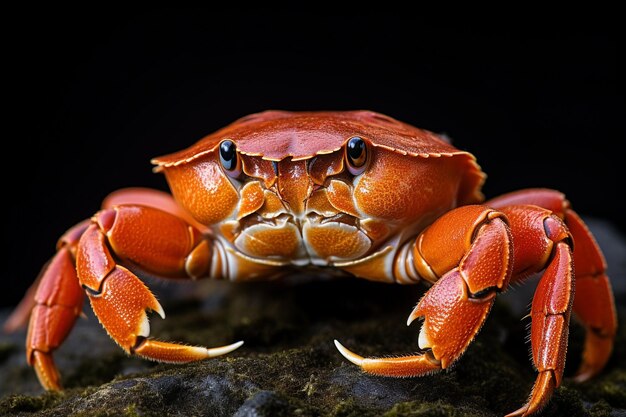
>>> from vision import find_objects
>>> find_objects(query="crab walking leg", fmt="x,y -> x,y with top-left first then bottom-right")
566,210 -> 616,381
495,206 -> 575,417
8,190 -> 243,392
21,221 -> 90,390
488,189 -> 617,381
102,187 -> 209,232
337,206 -> 513,377
77,205 -> 242,363
3,273 -> 42,333
4,221 -> 90,334
4,187 -> 195,333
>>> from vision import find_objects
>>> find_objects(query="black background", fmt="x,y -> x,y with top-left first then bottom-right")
3,11 -> 623,307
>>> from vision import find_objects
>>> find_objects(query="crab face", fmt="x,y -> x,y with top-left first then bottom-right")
153,111 -> 484,264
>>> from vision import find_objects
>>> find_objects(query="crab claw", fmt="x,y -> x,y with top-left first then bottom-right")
76,221 -> 244,365
334,340 -> 441,376
86,264 -> 243,363
334,340 -> 364,366
133,339 -> 244,362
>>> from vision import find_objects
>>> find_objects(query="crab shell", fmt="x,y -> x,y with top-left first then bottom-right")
152,111 -> 485,267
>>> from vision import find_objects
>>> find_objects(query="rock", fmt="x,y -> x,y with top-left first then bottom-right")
1,219 -> 625,417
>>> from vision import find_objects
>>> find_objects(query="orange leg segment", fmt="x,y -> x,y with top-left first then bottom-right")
102,187 -> 208,232
4,221 -> 90,333
489,189 -> 617,382
23,221 -> 89,390
494,206 -> 575,417
565,210 -> 616,381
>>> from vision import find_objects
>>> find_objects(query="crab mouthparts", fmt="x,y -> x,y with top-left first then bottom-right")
238,212 -> 359,232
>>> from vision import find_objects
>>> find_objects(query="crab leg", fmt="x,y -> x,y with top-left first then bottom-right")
336,204 -> 581,417
21,221 -> 89,390
4,188 -> 193,334
488,189 -> 617,381
102,187 -> 209,232
4,221 -> 90,334
4,274 -> 42,333
567,210 -> 616,381
77,205 -> 242,363
336,205 -> 513,377
9,188 -> 244,391
5,189 -> 213,390
490,205 -> 575,417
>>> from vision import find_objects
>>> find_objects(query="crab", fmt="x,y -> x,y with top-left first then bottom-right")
5,111 -> 617,416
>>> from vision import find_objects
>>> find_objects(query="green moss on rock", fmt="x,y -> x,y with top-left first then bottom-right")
384,400 -> 485,417
330,399 -> 382,417
0,391 -> 62,414
1,276 -> 625,416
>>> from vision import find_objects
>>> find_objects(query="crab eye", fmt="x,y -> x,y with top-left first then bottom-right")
345,136 -> 368,175
219,140 -> 242,178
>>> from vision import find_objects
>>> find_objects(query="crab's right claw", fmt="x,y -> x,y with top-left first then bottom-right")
78,220 -> 243,364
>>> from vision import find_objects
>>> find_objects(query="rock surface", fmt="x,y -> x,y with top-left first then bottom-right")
1,219 -> 625,417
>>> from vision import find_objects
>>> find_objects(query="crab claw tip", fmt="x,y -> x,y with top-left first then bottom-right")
334,340 -> 364,366
150,302 -> 165,320
208,340 -> 244,358
406,305 -> 421,326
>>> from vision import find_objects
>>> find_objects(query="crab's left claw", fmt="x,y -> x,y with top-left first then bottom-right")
336,203 -> 583,417
334,267 -> 498,377
335,206 -> 511,379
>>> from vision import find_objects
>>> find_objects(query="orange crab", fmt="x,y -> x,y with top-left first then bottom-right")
5,111 -> 617,416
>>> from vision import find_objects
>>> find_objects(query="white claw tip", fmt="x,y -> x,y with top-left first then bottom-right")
207,340 -> 244,358
152,302 -> 166,320
334,340 -> 364,366
418,327 -> 432,350
406,306 -> 420,326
